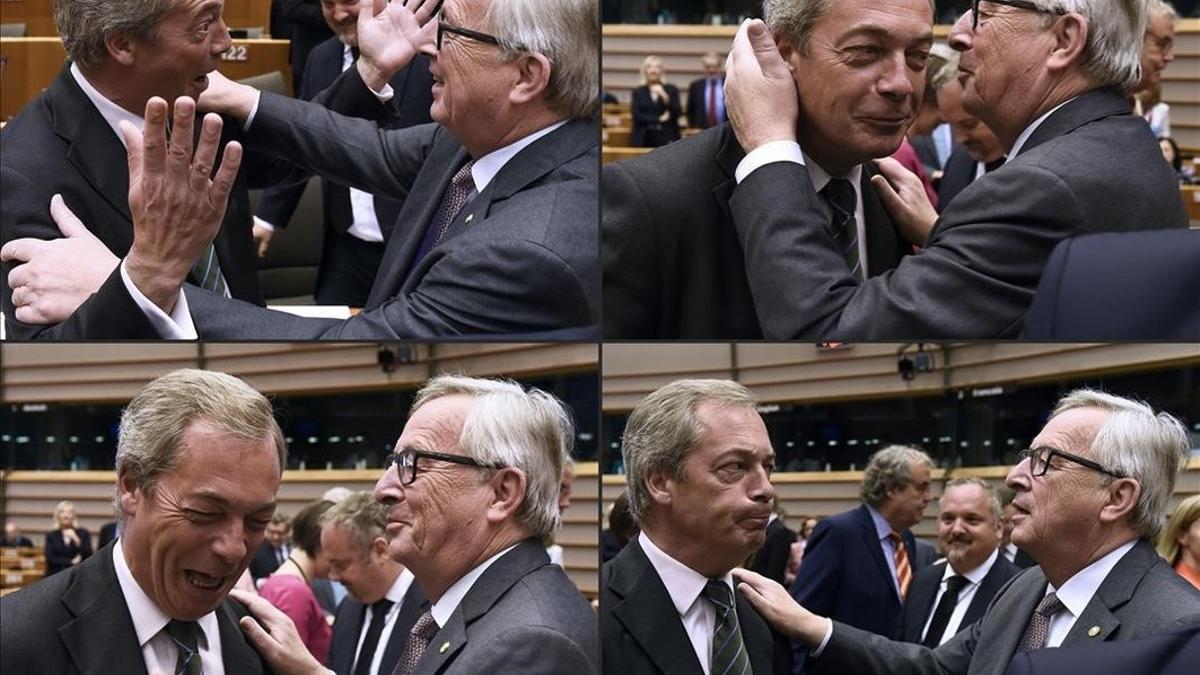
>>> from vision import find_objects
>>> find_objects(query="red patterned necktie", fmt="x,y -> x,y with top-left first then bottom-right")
391,610 -> 439,675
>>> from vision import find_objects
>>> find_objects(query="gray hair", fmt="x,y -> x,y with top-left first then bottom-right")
929,43 -> 962,89
411,375 -> 573,539
1052,388 -> 1190,542
762,0 -> 935,54
1148,0 -> 1178,21
1028,0 -> 1146,91
621,379 -> 758,523
53,0 -> 175,71
941,477 -> 1003,524
320,491 -> 389,556
114,369 -> 286,516
860,445 -> 934,506
485,0 -> 598,119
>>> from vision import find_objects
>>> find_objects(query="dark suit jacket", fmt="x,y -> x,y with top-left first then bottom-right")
250,540 -> 287,580
751,517 -> 797,586
281,0 -> 333,93
90,67 -> 598,339
98,522 -> 118,550
810,539 -> 1200,675
936,148 -> 980,212
0,542 -> 269,675
730,86 -> 1188,339
687,76 -> 726,129
329,579 -> 428,675
603,123 -> 908,339
44,528 -> 93,576
0,65 -> 293,339
1012,548 -> 1036,570
1021,229 -> 1200,339
411,538 -> 597,674
631,84 -> 682,147
897,555 -> 1021,644
255,36 -> 433,242
1005,623 -> 1200,675
790,505 -> 921,669
602,537 -> 792,674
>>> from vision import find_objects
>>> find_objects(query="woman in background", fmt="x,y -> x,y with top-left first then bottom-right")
44,500 -> 92,576
1158,494 -> 1200,590
259,499 -> 335,664
631,55 -> 682,148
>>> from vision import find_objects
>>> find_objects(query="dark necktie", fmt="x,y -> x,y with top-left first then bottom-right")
165,619 -> 202,675
1017,592 -> 1065,652
391,610 -> 439,675
190,244 -> 229,297
820,178 -> 862,281
922,574 -> 970,647
353,598 -> 394,675
351,47 -> 361,62
706,78 -> 718,128
701,580 -> 751,675
985,157 -> 1006,173
407,160 -> 476,277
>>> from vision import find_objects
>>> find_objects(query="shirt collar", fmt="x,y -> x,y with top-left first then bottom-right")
112,539 -> 219,649
70,62 -> 144,150
385,567 -> 416,605
639,531 -> 735,618
1048,538 -> 1137,619
945,548 -> 1000,586
803,151 -> 863,196
865,504 -> 894,540
1008,96 -> 1077,158
469,120 -> 568,194
429,543 -> 518,628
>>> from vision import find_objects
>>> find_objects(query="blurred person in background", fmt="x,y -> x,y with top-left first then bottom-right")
1158,136 -> 1196,185
631,55 -> 682,147
1,521 -> 33,548
45,500 -> 93,576
1158,494 -> 1200,590
251,512 -> 293,581
260,499 -> 336,664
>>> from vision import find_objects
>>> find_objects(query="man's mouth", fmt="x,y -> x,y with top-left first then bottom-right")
185,570 -> 225,590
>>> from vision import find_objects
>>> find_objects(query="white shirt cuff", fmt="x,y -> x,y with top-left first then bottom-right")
734,140 -> 805,184
119,260 -> 198,340
252,216 -> 275,231
244,90 -> 262,130
370,81 -> 395,102
809,618 -> 834,658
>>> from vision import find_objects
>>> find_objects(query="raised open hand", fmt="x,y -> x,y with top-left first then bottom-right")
356,0 -> 439,91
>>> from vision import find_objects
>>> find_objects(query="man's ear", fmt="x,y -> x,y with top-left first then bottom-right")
105,31 -> 139,67
117,467 -> 141,519
644,467 -> 677,508
370,535 -> 390,560
509,52 -> 552,106
775,30 -> 799,72
1046,13 -> 1088,73
485,467 -> 527,525
1097,477 -> 1140,525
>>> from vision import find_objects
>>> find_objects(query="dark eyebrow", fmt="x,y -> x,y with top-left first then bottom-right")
840,25 -> 934,45
191,490 -> 276,515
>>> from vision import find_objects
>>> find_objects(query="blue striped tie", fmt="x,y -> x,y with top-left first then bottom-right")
165,619 -> 202,675
703,580 -> 752,675
820,178 -> 862,281
191,244 -> 229,297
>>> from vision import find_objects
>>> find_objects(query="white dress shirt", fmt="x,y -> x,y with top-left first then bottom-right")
640,531 -> 737,675
919,549 -> 1001,646
429,543 -> 519,629
112,540 -> 225,675
1042,539 -> 1137,648
1008,97 -> 1077,158
866,504 -> 905,598
734,141 -> 869,273
352,568 -> 416,675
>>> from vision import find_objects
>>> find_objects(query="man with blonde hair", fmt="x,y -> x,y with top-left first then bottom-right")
1,368 -> 286,675
602,379 -> 792,674
733,389 -> 1200,675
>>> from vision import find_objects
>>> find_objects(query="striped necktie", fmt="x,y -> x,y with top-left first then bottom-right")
820,178 -> 862,281
702,579 -> 752,675
888,532 -> 912,600
191,244 -> 229,297
165,619 -> 202,675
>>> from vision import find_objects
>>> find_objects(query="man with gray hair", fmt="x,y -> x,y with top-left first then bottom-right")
732,389 -> 1200,675
0,368 -> 287,674
602,0 -> 932,339
233,374 -> 597,674
0,0 -> 295,338
1133,0 -> 1176,98
790,444 -> 933,670
5,0 -> 600,339
898,478 -> 1020,647
722,0 -> 1187,339
601,379 -> 792,674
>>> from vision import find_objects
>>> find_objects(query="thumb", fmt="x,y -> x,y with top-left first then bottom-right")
746,20 -> 787,76
49,195 -> 93,239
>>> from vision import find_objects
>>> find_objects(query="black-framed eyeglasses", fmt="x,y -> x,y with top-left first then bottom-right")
384,448 -> 506,486
436,12 -> 526,52
1017,446 -> 1125,479
971,0 -> 1066,30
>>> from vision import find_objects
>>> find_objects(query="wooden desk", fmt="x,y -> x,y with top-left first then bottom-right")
602,145 -> 653,164
1182,185 -> 1200,224
0,0 -> 270,37
0,37 -> 292,121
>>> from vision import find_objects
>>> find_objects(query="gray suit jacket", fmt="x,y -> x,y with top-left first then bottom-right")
0,542 -> 268,675
810,539 -> 1200,675
732,86 -> 1188,339
412,538 -> 598,674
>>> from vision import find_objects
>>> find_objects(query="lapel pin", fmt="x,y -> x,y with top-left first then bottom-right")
440,641 -> 450,653
464,213 -> 474,224
1087,626 -> 1100,637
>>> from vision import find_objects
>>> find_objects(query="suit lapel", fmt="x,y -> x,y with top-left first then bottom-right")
57,547 -> 149,675
908,562 -> 945,640
856,506 -> 900,603
964,559 -> 1010,628
49,67 -> 135,232
1062,541 -> 1158,646
331,598 -> 367,675
860,166 -> 904,276
736,593 -> 773,675
609,540 -> 705,675
1016,86 -> 1130,158
382,582 -> 431,671
712,124 -> 744,235
217,599 -> 265,675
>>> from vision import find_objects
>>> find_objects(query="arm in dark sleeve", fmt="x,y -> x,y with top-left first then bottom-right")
282,0 -> 327,27
601,161 -> 660,338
